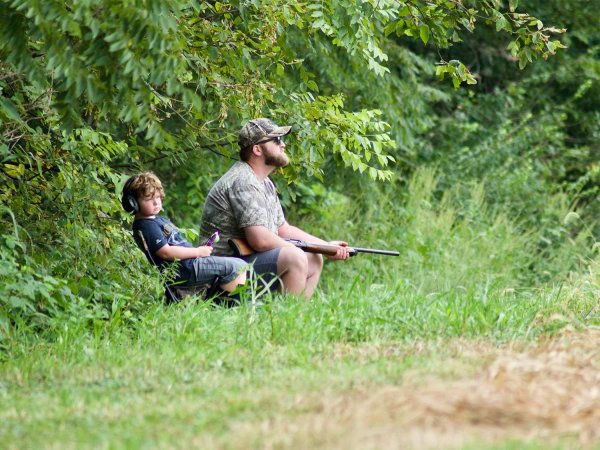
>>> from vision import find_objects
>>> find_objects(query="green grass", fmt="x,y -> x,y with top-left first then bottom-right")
2,170 -> 599,448
1,278 -> 598,449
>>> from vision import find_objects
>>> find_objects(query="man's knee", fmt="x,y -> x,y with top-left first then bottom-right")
277,246 -> 308,275
307,253 -> 323,274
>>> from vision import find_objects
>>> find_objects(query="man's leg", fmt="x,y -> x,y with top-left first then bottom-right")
303,253 -> 324,298
241,248 -> 283,293
242,247 -> 318,299
276,246 -> 309,297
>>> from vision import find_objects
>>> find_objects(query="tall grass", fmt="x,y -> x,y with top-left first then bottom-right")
4,168 -> 597,349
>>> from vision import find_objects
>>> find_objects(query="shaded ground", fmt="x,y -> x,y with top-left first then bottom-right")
232,328 -> 600,449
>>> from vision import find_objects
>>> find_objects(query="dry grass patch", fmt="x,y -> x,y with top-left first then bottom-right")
232,328 -> 600,449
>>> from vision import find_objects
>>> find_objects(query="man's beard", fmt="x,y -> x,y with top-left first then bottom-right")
263,146 -> 289,167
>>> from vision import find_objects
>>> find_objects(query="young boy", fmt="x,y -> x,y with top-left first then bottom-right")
121,171 -> 247,300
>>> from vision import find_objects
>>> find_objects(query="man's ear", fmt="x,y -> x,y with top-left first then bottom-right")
252,144 -> 262,157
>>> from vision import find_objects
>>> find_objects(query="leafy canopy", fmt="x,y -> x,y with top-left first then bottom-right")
0,0 -> 567,332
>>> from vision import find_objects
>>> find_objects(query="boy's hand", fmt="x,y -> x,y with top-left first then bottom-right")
197,245 -> 214,257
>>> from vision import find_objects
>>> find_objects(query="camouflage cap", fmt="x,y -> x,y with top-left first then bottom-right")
238,118 -> 292,149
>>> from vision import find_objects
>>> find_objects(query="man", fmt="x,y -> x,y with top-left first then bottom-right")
200,118 -> 349,299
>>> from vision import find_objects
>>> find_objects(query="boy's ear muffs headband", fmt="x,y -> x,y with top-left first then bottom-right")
121,177 -> 139,214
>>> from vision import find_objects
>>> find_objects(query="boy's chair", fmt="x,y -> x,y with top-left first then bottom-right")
165,279 -> 221,304
167,277 -> 241,307
136,230 -> 221,304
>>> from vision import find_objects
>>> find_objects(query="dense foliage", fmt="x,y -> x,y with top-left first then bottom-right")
0,0 -> 598,340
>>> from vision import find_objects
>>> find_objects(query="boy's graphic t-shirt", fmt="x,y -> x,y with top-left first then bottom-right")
132,216 -> 194,282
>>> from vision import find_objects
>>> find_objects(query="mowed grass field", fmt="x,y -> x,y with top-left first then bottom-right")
1,280 -> 599,450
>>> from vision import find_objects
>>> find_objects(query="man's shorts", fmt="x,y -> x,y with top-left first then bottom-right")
189,256 -> 247,285
241,247 -> 282,290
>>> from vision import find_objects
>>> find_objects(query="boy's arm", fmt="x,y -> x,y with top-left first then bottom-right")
156,244 -> 213,261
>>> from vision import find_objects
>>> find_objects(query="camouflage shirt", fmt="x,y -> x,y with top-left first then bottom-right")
200,161 -> 285,255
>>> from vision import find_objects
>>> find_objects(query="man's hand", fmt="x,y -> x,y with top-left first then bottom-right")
326,241 -> 350,260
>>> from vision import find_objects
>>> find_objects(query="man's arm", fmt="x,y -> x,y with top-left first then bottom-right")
278,222 -> 323,243
278,222 -> 350,260
244,225 -> 296,252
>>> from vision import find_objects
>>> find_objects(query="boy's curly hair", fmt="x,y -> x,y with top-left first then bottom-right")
127,171 -> 165,200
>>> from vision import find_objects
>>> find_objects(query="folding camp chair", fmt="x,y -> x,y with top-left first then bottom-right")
136,230 -> 221,304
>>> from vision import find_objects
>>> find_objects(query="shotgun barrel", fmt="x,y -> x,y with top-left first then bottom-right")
285,239 -> 399,257
348,246 -> 400,256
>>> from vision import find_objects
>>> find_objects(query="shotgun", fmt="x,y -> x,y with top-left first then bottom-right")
228,238 -> 399,257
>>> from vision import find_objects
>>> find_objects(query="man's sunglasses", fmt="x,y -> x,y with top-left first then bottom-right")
255,135 -> 284,146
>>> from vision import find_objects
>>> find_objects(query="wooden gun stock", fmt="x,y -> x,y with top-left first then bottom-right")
228,238 -> 255,257
228,238 -> 399,258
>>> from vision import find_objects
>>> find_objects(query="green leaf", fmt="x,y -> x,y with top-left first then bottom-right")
0,98 -> 21,121
496,15 -> 509,32
507,40 -> 520,56
419,25 -> 430,45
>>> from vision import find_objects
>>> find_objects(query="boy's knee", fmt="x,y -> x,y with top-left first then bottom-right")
235,271 -> 247,285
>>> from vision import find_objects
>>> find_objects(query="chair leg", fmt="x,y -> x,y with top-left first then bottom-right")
205,277 -> 222,299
